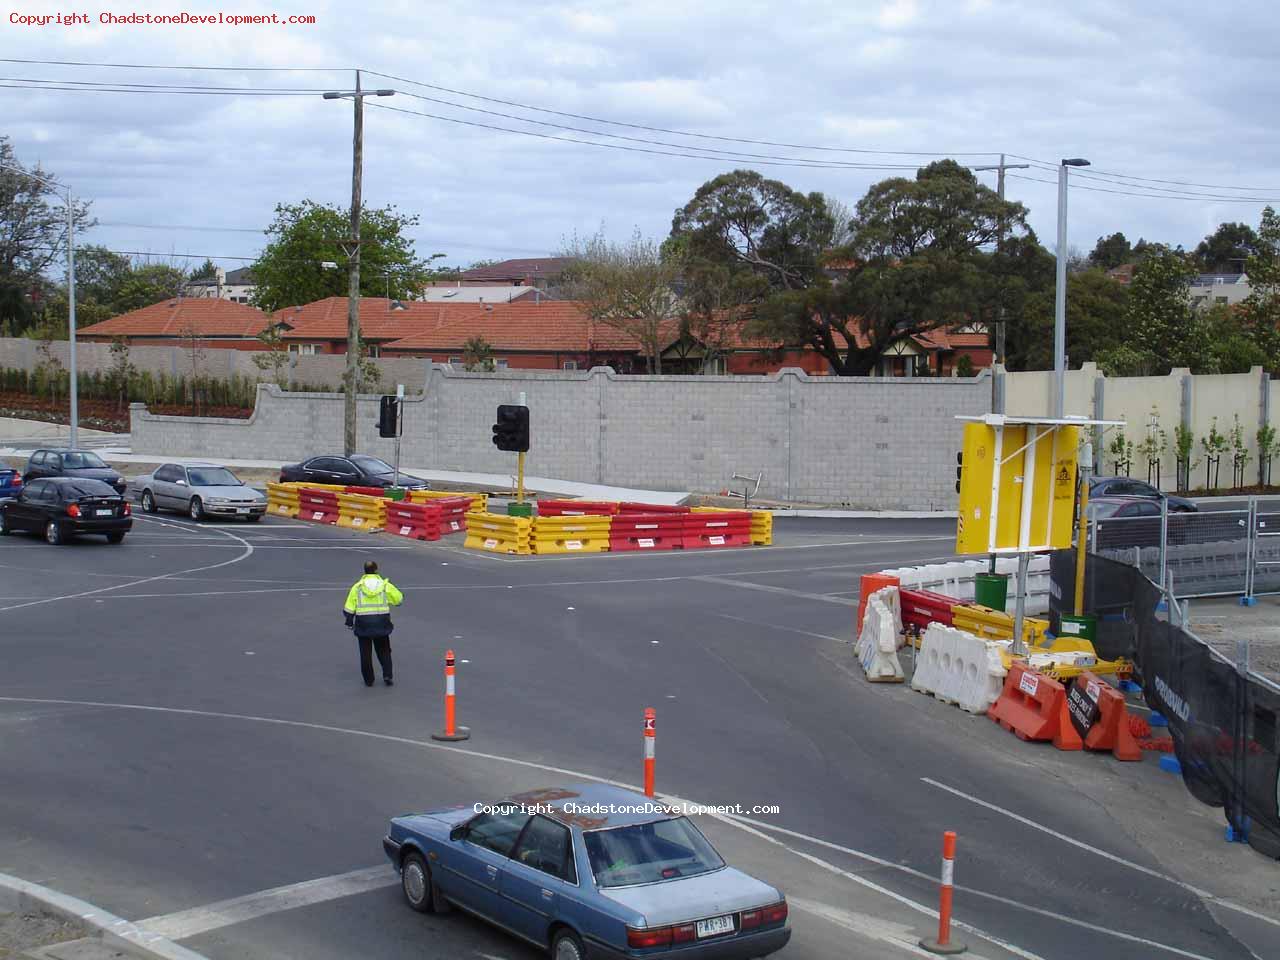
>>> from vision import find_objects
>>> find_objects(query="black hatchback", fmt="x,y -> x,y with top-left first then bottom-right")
24,448 -> 127,495
0,477 -> 132,545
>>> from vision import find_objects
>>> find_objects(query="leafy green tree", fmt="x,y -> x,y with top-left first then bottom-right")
1194,221 -> 1258,273
462,335 -> 495,372
188,258 -> 219,282
1014,267 -> 1127,370
1121,248 -> 1205,374
1088,232 -> 1132,270
107,336 -> 136,411
749,161 -> 1026,375
111,263 -> 187,313
1240,206 -> 1280,371
250,323 -> 291,386
250,200 -> 430,311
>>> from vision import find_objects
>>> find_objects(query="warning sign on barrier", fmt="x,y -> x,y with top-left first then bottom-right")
1066,679 -> 1103,739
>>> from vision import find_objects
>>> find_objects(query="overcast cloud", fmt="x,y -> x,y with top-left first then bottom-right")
4,0 -> 1279,274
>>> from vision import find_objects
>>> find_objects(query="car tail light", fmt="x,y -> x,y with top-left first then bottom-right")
626,926 -> 674,948
123,502 -> 132,516
761,901 -> 788,925
740,909 -> 762,931
66,503 -> 80,518
671,923 -> 697,943
12,475 -> 21,488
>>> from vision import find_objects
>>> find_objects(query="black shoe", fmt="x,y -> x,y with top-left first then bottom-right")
364,680 -> 374,687
384,677 -> 394,686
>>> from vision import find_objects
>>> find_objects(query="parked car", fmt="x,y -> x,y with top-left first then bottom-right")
0,477 -> 132,545
280,455 -> 429,490
1088,495 -> 1163,521
23,448 -> 127,495
383,783 -> 791,960
1088,476 -> 1197,512
0,468 -> 21,498
131,462 -> 267,521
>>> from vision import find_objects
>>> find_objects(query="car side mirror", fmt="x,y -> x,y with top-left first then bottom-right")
176,480 -> 187,486
449,825 -> 467,842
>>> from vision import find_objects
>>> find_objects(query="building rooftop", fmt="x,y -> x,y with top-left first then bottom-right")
79,298 -> 272,338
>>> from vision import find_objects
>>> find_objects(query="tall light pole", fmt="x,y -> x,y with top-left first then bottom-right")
0,162 -> 78,447
322,71 -> 395,456
1054,157 -> 1090,418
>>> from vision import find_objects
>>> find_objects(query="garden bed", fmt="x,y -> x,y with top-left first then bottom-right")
0,391 -> 252,434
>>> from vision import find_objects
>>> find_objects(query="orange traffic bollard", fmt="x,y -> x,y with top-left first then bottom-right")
920,831 -> 966,954
431,649 -> 470,742
643,708 -> 656,797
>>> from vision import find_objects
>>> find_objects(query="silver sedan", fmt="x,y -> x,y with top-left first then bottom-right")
130,462 -> 267,522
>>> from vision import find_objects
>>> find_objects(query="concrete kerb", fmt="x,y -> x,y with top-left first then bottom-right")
0,872 -> 209,960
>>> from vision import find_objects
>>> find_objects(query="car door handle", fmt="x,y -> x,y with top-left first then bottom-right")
541,889 -> 554,900
486,864 -> 497,878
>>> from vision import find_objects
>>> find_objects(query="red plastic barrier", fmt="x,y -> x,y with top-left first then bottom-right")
430,496 -> 472,535
682,511 -> 751,549
899,588 -> 959,631
610,514 -> 685,551
988,663 -> 1077,745
536,499 -> 620,516
617,502 -> 690,515
385,500 -> 442,541
298,488 -> 340,524
1075,672 -> 1142,761
345,485 -> 389,497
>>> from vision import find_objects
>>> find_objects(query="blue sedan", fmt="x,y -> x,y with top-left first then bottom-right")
383,783 -> 791,959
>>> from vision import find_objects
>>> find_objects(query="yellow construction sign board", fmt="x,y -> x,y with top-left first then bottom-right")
956,419 -> 1080,555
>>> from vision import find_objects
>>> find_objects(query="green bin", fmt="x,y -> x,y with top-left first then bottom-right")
973,572 -> 1010,610
386,487 -> 407,502
1058,614 -> 1097,642
506,502 -> 534,518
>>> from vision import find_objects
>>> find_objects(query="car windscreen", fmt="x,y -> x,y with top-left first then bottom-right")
58,479 -> 118,499
1089,501 -> 1124,520
61,452 -> 108,469
351,455 -> 394,474
188,468 -> 241,487
583,817 -> 725,888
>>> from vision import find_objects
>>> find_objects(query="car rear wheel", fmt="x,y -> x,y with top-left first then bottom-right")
400,852 -> 434,913
189,497 -> 205,521
551,929 -> 584,960
45,520 -> 65,545
141,490 -> 157,513
0,512 -> 9,536
106,532 -> 125,544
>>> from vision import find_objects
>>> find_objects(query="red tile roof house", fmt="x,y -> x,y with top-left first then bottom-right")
78,298 -> 277,349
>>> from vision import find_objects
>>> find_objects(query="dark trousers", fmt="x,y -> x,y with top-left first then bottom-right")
358,635 -> 393,685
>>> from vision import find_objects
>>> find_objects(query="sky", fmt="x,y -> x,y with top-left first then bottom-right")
3,0 -> 1279,277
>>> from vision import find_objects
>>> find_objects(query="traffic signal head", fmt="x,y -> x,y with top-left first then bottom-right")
378,395 -> 400,438
491,404 -> 530,453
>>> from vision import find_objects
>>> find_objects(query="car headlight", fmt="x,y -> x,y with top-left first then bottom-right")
210,497 -> 230,504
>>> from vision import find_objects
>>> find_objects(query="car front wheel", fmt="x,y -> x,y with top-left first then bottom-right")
400,852 -> 434,913
141,490 -> 157,513
189,497 -> 205,521
45,520 -> 65,545
0,511 -> 9,536
551,929 -> 585,960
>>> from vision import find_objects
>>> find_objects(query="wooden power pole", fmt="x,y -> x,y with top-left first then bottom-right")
972,153 -> 1030,367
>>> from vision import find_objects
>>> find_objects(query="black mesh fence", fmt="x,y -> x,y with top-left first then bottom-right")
1052,549 -> 1280,858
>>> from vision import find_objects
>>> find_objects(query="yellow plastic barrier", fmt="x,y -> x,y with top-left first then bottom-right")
280,481 -> 349,491
336,492 -> 387,533
411,489 -> 489,514
531,514 -> 613,555
951,604 -> 1050,646
691,506 -> 772,545
266,482 -> 301,519
464,511 -> 532,555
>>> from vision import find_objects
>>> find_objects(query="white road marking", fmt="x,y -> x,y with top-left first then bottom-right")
713,613 -> 847,642
138,866 -> 396,940
0,695 -> 1256,956
788,896 -> 986,959
921,777 -> 1280,931
692,575 -> 857,606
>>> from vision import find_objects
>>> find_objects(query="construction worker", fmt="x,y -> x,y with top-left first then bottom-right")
343,560 -> 404,687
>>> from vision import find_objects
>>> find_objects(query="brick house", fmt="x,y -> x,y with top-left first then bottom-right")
78,298 -> 275,349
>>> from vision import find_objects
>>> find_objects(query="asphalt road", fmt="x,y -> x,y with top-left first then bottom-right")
1,513 -> 1277,960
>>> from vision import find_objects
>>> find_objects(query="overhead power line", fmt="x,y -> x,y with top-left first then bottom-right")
0,57 -> 343,72
1007,173 -> 1278,204
0,78 -> 325,96
1009,154 -> 1280,196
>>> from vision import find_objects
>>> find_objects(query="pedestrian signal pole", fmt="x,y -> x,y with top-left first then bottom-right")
517,391 -> 526,505
492,399 -> 531,516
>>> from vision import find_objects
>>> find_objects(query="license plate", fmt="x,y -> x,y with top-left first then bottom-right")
96,509 -> 113,517
696,915 -> 734,939
236,508 -> 250,515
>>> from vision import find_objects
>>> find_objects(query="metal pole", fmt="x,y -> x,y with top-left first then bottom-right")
344,69 -> 364,457
1159,493 -> 1169,590
393,383 -> 404,487
66,187 -> 78,449
1053,164 -> 1069,420
1074,460 -> 1090,615
517,450 -> 525,505
1011,552 -> 1031,657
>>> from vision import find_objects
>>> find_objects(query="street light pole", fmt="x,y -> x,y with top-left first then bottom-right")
322,72 -> 395,456
1053,157 -> 1090,419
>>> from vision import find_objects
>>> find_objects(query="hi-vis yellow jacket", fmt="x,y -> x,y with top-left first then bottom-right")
343,574 -> 403,638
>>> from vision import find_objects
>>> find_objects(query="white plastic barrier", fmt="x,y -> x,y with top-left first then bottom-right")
912,623 -> 1008,715
856,586 -> 905,682
882,556 -> 1050,615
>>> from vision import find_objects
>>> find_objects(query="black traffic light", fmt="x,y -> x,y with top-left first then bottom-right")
378,395 -> 401,439
956,451 -> 963,494
491,404 -> 530,453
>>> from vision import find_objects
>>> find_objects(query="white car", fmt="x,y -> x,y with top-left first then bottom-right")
130,462 -> 267,521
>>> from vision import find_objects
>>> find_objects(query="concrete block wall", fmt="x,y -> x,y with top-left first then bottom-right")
131,366 -> 992,508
